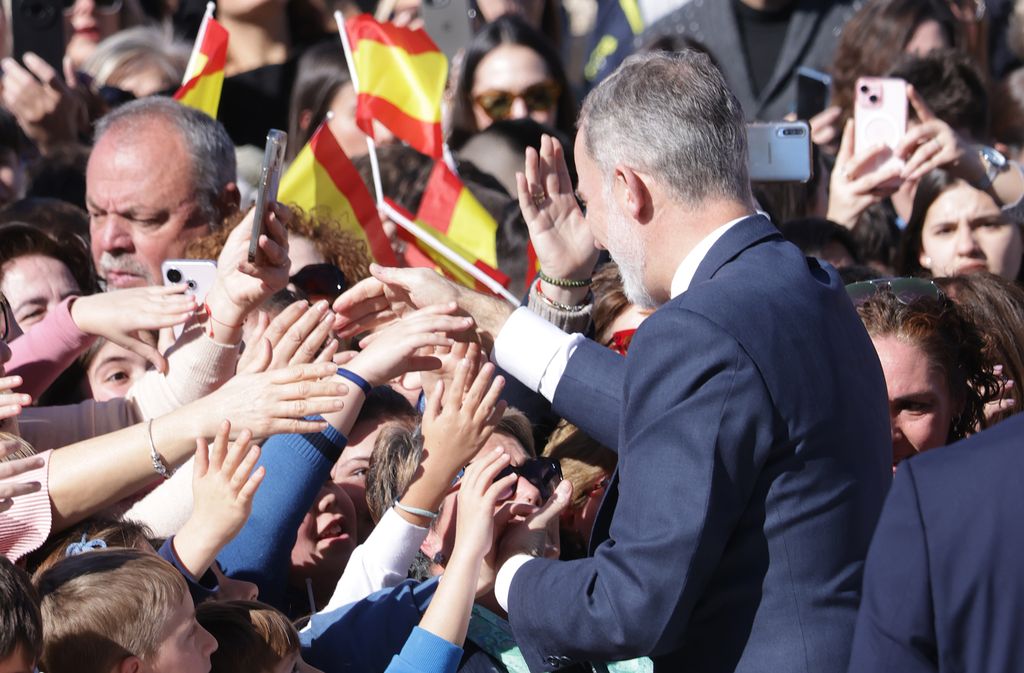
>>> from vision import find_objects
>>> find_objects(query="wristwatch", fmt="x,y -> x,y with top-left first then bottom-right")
977,145 -> 1008,190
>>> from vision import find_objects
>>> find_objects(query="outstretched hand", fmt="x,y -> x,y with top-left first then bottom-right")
0,439 -> 45,513
454,448 -> 518,562
496,477 -> 573,568
0,54 -> 87,153
516,134 -> 598,282
70,285 -> 198,374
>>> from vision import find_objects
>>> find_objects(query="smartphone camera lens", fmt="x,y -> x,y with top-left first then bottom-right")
166,268 -> 182,283
869,94 -> 879,103
860,84 -> 869,93
187,280 -> 197,290
781,127 -> 804,136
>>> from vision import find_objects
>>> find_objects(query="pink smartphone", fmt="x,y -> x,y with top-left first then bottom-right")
854,77 -> 907,188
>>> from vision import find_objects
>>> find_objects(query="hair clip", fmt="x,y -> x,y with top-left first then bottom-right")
65,533 -> 108,557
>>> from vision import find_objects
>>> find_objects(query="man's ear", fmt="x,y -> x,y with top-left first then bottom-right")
613,166 -> 654,223
420,530 -> 442,562
117,655 -> 143,673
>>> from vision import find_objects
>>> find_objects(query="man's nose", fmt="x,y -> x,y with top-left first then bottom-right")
514,475 -> 542,507
93,216 -> 134,253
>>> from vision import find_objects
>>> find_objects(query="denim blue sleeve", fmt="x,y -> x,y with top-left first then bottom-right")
301,577 -> 439,673
216,418 -> 347,612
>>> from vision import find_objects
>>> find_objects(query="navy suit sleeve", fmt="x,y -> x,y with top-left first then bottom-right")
217,420 -> 346,612
550,339 -> 626,451
847,462 -> 938,673
508,309 -> 775,669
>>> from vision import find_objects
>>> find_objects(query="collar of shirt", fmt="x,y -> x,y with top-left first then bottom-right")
669,214 -> 753,298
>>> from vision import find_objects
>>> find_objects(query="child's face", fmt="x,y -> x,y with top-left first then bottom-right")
0,645 -> 35,673
145,590 -> 218,673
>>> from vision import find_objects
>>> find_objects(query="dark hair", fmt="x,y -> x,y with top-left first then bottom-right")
287,42 -> 353,161
992,66 -> 1024,153
26,517 -> 155,578
0,555 -> 42,661
778,218 -> 860,266
197,600 -> 299,673
0,197 -> 90,240
897,169 -> 959,277
935,273 -> 1024,419
888,48 -> 990,141
449,15 -> 576,147
856,288 -> 999,440
358,385 -> 418,427
831,0 -> 960,129
0,222 -> 99,295
852,202 -> 901,274
25,144 -> 91,211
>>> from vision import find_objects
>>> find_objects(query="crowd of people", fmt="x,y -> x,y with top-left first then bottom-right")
2,0 -> 1024,672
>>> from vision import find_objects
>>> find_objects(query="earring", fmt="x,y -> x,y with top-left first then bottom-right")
431,551 -> 446,565
922,256 -> 932,268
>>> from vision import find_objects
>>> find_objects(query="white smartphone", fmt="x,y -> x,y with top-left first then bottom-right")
248,129 -> 288,263
162,259 -> 217,338
747,122 -> 813,183
854,76 -> 907,189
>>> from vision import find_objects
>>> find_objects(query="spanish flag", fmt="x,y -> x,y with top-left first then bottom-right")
386,199 -> 510,295
278,122 -> 398,266
525,241 -> 542,289
174,4 -> 228,119
417,162 -> 498,268
346,15 -> 447,159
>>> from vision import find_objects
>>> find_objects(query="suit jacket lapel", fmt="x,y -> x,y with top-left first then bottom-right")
690,214 -> 781,288
704,1 -> 758,118
755,0 -> 829,112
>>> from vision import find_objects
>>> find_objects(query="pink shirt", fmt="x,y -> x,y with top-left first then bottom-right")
6,297 -> 95,398
0,449 -> 52,561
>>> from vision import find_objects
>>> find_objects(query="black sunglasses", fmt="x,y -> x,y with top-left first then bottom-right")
453,457 -> 564,501
0,294 -> 9,342
845,277 -> 943,306
289,264 -> 349,303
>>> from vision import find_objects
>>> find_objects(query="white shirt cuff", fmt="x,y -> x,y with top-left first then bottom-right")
494,553 -> 534,612
492,307 -> 584,402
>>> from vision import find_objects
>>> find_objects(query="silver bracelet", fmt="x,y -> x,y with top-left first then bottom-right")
393,500 -> 438,520
147,419 -> 175,480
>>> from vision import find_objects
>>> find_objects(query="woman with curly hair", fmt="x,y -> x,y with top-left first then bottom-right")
849,278 -> 1000,469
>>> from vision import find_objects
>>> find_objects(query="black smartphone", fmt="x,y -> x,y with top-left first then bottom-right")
11,0 -> 65,79
248,129 -> 288,263
796,67 -> 831,121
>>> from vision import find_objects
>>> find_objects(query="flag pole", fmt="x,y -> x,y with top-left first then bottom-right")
183,2 -> 216,85
335,10 -> 386,207
382,201 -> 519,306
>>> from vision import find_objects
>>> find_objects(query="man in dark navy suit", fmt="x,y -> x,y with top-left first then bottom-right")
848,413 -> 1024,673
334,50 -> 891,673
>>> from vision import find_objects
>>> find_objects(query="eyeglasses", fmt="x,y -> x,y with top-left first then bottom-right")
473,80 -> 561,122
845,277 -> 943,306
452,457 -> 564,501
605,328 -> 636,356
62,0 -> 123,14
289,264 -> 349,304
0,294 -> 9,342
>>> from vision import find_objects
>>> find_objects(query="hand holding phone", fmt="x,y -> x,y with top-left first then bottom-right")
249,130 -> 288,264
853,77 -> 907,190
162,260 -> 218,339
796,67 -> 831,121
747,122 -> 813,183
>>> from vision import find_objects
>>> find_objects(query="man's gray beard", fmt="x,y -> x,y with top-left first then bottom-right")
606,206 -> 658,310
97,251 -> 153,288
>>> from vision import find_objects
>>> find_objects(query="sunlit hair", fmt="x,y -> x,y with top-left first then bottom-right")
184,205 -> 372,284
36,548 -> 187,673
856,288 -> 999,441
542,421 -> 615,510
28,517 -> 155,578
936,273 -> 1024,419
197,600 -> 299,673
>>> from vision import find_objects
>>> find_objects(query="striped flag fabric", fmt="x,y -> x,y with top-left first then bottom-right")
174,6 -> 228,118
416,162 -> 498,268
385,199 -> 510,295
346,15 -> 447,159
278,122 -> 398,266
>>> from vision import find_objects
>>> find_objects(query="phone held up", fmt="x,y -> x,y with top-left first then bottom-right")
795,67 -> 832,121
248,129 -> 288,264
162,260 -> 217,339
853,76 -> 907,190
11,0 -> 65,78
420,0 -> 475,62
747,121 -> 813,183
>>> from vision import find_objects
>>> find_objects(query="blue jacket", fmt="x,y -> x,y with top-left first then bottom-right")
848,413 -> 1024,673
507,215 -> 892,672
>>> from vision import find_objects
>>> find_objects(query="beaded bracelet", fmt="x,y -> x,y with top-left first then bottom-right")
538,269 -> 592,288
535,280 -> 593,313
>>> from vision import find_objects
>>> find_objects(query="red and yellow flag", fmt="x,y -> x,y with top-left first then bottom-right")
278,122 -> 398,266
525,241 -> 542,289
346,15 -> 447,159
174,11 -> 228,119
386,199 -> 509,294
417,162 -> 498,268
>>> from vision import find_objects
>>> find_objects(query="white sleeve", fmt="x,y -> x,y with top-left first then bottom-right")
492,307 -> 585,402
313,507 -> 428,618
494,553 -> 534,612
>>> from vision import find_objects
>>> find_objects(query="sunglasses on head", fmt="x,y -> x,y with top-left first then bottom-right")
473,80 -> 561,122
62,0 -> 122,14
845,277 -> 943,306
452,457 -> 564,501
289,263 -> 349,303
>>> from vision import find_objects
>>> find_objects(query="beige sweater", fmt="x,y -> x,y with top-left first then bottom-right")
19,321 -> 240,452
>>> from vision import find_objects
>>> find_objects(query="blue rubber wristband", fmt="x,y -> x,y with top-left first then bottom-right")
336,368 -> 371,396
